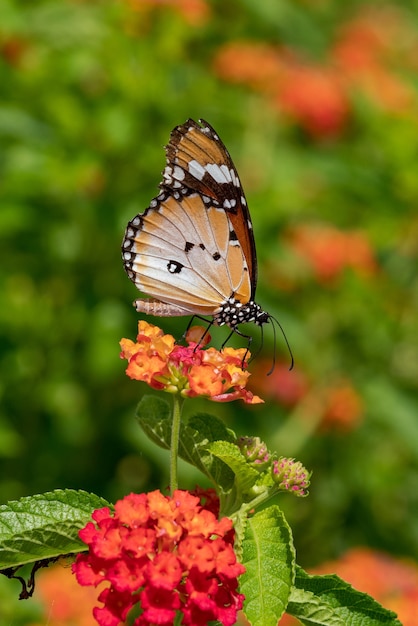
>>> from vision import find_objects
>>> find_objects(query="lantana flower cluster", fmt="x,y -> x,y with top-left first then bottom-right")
120,320 -> 263,404
72,490 -> 245,626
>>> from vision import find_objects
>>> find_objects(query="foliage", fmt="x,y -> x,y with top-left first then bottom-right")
0,396 -> 400,624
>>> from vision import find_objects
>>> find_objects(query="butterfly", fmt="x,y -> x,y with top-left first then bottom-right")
122,118 -> 292,369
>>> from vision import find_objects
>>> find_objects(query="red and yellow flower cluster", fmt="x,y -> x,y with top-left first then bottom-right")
120,321 -> 263,404
73,490 -> 245,626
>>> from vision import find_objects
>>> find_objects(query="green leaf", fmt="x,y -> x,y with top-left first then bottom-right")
137,396 -> 235,491
207,440 -> 260,498
136,395 -> 172,450
286,566 -> 401,626
286,586 -> 345,625
187,412 -> 235,445
0,489 -> 110,570
240,505 -> 295,626
184,414 -> 235,491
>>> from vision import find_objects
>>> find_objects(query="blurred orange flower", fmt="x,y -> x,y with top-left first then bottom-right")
333,6 -> 417,112
287,224 -> 377,283
280,548 -> 418,626
294,378 -> 363,432
213,41 -> 349,138
213,41 -> 284,92
0,35 -> 30,67
30,561 -> 98,626
276,63 -> 349,138
252,358 -> 362,432
251,359 -> 309,408
336,6 -> 418,67
314,548 -> 418,626
320,380 -> 363,431
214,7 -> 418,136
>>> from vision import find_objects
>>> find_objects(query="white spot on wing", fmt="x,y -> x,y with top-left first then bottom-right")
173,165 -> 185,180
163,166 -> 173,184
205,162 -> 231,184
188,159 -> 206,181
230,168 -> 240,187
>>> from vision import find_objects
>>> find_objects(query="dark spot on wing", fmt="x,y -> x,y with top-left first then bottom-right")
167,260 -> 184,274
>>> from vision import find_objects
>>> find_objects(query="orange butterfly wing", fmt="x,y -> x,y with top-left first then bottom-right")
162,119 -> 258,299
123,189 -> 252,316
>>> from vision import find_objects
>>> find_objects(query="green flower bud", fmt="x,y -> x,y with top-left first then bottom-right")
272,457 -> 310,497
236,436 -> 270,470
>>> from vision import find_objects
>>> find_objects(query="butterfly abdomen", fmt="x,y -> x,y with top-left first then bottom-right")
134,298 -> 191,317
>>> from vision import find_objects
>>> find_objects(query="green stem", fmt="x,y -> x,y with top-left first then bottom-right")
229,486 -> 282,526
170,394 -> 184,494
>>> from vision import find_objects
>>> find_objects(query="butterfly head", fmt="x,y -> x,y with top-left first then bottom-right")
212,296 -> 293,373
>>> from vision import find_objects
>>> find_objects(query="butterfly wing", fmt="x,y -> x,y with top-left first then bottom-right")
122,188 -> 252,316
162,119 -> 258,298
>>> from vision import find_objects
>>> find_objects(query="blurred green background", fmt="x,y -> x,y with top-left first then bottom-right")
1,0 -> 418,580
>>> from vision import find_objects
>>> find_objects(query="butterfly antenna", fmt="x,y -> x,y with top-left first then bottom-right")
268,315 -> 294,375
267,319 -> 276,376
249,324 -> 264,363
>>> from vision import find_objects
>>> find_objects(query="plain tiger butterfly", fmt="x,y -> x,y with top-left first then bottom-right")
122,119 -> 293,370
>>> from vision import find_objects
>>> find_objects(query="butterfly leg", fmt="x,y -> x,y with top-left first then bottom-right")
221,327 -> 254,367
181,315 -> 214,349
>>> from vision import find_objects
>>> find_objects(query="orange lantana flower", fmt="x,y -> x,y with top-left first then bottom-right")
120,321 -> 263,404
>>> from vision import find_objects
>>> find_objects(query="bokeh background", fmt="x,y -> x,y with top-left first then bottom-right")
1,0 -> 418,624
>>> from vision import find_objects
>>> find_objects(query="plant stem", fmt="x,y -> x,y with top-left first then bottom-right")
170,394 -> 184,494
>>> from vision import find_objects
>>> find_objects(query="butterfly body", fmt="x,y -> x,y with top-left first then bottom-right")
122,119 -> 271,336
